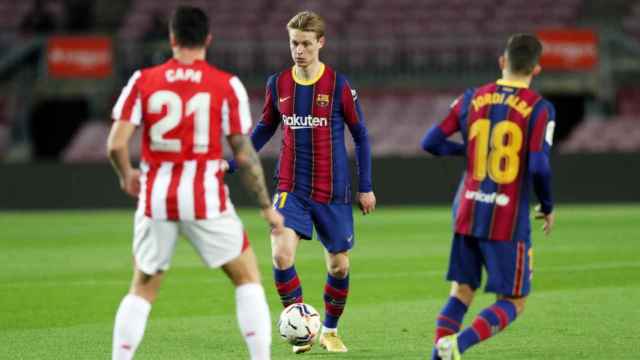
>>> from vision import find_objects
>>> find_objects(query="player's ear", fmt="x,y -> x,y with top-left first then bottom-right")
318,36 -> 325,49
532,64 -> 542,76
170,32 -> 177,47
499,55 -> 506,70
205,33 -> 213,47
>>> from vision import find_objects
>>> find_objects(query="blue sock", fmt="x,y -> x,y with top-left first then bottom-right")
273,266 -> 303,307
323,274 -> 349,329
431,297 -> 468,360
457,299 -> 517,354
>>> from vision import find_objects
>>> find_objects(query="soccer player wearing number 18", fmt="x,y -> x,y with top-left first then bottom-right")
421,34 -> 555,360
107,6 -> 284,360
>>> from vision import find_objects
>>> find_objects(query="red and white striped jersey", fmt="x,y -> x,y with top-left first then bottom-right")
112,59 -> 251,220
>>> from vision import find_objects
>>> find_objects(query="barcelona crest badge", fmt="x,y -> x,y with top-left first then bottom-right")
316,94 -> 330,107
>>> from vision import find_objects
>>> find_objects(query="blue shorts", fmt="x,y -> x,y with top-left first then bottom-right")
446,234 -> 532,297
273,191 -> 354,253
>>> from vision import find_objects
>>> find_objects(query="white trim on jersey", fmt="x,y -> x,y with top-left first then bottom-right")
229,76 -> 252,134
177,160 -> 197,220
150,162 -> 173,220
221,98 -> 230,135
112,70 -> 142,122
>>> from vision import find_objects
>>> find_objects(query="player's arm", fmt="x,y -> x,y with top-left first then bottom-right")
227,77 -> 281,173
107,71 -> 142,197
421,95 -> 465,156
529,102 -> 555,235
222,76 -> 284,231
342,80 -> 375,214
227,134 -> 283,232
107,120 -> 139,197
227,134 -> 272,209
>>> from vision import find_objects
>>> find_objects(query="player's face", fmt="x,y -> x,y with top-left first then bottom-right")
288,29 -> 324,68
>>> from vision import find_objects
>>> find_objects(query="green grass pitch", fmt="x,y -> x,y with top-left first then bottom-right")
1,205 -> 639,359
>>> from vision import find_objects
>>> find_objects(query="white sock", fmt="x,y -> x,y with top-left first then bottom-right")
112,294 -> 152,360
322,326 -> 337,335
235,283 -> 271,360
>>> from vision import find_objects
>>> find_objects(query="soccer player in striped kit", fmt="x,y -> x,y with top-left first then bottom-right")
421,34 -> 555,359
229,10 -> 376,354
107,6 -> 284,360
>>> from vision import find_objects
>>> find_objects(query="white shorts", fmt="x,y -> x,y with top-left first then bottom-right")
132,210 -> 247,275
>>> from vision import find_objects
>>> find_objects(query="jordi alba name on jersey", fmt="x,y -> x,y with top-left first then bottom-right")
438,80 -> 555,241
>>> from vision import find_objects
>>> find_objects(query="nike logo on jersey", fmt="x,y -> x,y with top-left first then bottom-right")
279,96 -> 291,103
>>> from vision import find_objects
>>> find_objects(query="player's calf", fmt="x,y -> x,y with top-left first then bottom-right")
273,266 -> 303,307
112,294 -> 152,360
323,252 -> 350,332
431,296 -> 468,360
455,299 -> 519,355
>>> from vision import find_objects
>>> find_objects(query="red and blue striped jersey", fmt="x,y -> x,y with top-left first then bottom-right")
251,64 -> 372,204
438,79 -> 555,241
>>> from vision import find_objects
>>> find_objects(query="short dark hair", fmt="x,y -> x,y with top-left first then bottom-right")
505,34 -> 542,75
169,6 -> 209,48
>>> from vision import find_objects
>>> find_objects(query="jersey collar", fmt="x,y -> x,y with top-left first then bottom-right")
496,79 -> 529,88
292,63 -> 325,86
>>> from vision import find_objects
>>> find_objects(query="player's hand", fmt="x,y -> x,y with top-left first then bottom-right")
220,160 -> 230,172
120,169 -> 141,198
358,191 -> 376,215
534,205 -> 554,236
261,207 -> 285,235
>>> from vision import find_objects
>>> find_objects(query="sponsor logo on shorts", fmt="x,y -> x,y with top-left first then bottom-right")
465,190 -> 510,206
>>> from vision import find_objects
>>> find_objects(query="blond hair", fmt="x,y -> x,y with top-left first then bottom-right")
286,11 -> 325,39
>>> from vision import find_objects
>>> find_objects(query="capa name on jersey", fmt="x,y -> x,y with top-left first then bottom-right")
282,114 -> 328,129
165,68 -> 202,83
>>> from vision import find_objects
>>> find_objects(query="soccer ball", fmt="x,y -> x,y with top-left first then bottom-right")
277,303 -> 322,345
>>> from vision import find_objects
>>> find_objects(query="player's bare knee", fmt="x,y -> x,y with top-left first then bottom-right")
131,282 -> 160,303
328,262 -> 349,278
272,250 -> 295,269
130,270 -> 163,303
223,249 -> 261,286
326,252 -> 350,278
450,282 -> 475,305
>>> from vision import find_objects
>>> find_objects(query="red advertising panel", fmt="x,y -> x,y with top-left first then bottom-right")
47,36 -> 113,78
537,29 -> 598,71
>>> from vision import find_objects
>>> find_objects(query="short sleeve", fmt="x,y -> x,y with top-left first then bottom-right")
222,76 -> 252,136
112,70 -> 142,125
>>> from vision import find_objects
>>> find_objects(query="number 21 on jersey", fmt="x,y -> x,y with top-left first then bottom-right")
148,90 -> 211,153
469,119 -> 523,184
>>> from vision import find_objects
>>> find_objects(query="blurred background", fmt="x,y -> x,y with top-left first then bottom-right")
0,0 -> 638,209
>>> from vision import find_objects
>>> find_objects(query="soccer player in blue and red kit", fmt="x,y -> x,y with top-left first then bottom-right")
421,34 -> 555,359
228,10 -> 375,354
